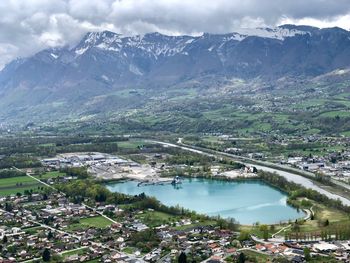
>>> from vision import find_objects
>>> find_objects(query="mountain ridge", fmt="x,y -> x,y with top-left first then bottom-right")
0,25 -> 350,123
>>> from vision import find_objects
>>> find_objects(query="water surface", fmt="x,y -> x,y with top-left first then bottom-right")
107,178 -> 305,224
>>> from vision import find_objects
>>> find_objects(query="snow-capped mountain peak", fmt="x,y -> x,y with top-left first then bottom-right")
233,26 -> 310,40
74,31 -> 123,55
73,25 -> 314,58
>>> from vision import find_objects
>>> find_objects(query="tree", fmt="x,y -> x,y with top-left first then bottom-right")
47,231 -> 53,240
5,202 -> 12,212
259,224 -> 269,241
42,248 -> 51,262
303,247 -> 311,261
2,235 -> 7,243
324,219 -> 329,227
178,252 -> 187,263
238,252 -> 246,263
238,231 -> 250,241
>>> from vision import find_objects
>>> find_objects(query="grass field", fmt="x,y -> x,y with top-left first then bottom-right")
35,171 -> 66,179
122,247 -> 138,254
135,210 -> 217,230
23,226 -> 44,235
174,220 -> 217,231
240,249 -> 274,263
0,175 -> 44,196
61,247 -> 88,257
118,140 -> 146,149
80,216 -> 113,228
319,110 -> 350,118
135,211 -> 178,227
67,216 -> 113,231
296,202 -> 350,233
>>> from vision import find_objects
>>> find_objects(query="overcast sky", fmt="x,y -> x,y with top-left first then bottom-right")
1,0 -> 350,69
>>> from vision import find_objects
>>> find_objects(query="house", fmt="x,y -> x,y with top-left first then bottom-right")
132,222 -> 148,232
208,243 -> 221,253
207,255 -> 224,263
291,255 -> 304,263
312,242 -> 339,252
255,244 -> 267,252
65,254 -> 79,262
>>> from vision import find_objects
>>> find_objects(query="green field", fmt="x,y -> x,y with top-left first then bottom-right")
117,140 -> 146,149
135,210 -> 217,230
23,226 -> 44,235
239,249 -> 273,263
174,219 -> 217,231
80,216 -> 113,228
35,171 -> 66,179
319,110 -> 350,118
67,216 -> 113,231
296,202 -> 350,233
61,247 -> 88,257
0,175 -> 44,196
136,211 -> 178,227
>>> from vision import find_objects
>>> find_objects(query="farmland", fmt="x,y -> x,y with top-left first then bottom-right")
0,175 -> 44,196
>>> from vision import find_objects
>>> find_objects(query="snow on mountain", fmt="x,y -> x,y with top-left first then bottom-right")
1,24 -> 350,123
234,26 -> 309,40
73,31 -> 195,59
73,25 -> 311,58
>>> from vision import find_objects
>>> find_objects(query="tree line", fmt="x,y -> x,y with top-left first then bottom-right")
258,171 -> 350,213
0,169 -> 26,178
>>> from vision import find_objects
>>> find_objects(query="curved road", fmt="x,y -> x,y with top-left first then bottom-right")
150,140 -> 350,206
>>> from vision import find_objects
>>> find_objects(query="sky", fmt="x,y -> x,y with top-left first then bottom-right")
0,0 -> 350,69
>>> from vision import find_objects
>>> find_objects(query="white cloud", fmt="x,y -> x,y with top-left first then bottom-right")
279,14 -> 350,30
0,0 -> 349,69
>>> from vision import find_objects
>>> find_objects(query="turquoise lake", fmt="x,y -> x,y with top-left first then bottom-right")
106,178 -> 305,224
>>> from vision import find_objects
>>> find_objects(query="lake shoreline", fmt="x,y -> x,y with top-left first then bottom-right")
106,176 -> 305,225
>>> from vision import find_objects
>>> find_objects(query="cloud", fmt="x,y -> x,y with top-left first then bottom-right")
0,0 -> 350,68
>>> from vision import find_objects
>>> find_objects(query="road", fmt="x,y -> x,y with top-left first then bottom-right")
13,166 -> 120,225
149,140 -> 350,206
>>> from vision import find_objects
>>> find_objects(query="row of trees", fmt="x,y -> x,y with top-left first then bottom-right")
286,226 -> 350,241
0,169 -> 26,178
0,155 -> 41,169
0,135 -> 128,155
165,152 -> 214,166
60,167 -> 89,179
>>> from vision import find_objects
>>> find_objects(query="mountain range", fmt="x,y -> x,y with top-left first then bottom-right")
0,24 -> 350,124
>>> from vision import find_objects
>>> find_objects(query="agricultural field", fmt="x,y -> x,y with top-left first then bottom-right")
0,175 -> 44,196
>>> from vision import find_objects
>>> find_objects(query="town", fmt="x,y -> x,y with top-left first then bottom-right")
1,180 -> 350,263
0,134 -> 349,262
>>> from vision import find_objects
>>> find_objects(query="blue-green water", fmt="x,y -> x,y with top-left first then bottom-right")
106,178 -> 305,224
